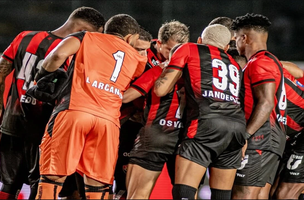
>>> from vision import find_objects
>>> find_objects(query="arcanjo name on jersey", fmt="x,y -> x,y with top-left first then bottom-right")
202,90 -> 239,104
86,76 -> 123,99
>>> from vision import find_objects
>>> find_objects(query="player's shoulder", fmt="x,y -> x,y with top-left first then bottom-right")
15,30 -> 41,39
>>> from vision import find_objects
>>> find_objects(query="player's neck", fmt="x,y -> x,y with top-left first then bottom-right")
246,42 -> 267,60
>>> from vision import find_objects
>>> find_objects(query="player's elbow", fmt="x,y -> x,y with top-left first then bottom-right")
298,70 -> 304,78
154,88 -> 167,97
122,96 -> 132,104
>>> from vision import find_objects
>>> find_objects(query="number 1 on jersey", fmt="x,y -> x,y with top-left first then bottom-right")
110,51 -> 125,82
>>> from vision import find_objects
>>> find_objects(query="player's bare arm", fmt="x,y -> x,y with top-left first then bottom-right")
43,36 -> 81,72
0,57 -> 13,109
122,88 -> 142,103
154,68 -> 182,97
246,82 -> 276,136
281,61 -> 303,79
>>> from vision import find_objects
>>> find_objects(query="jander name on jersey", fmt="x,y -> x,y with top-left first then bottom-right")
202,90 -> 239,104
86,76 -> 123,99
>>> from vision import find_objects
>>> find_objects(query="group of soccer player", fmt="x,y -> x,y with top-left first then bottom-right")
0,4 -> 304,200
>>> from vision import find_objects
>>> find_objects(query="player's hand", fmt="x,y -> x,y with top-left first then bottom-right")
242,140 -> 248,160
159,61 -> 169,69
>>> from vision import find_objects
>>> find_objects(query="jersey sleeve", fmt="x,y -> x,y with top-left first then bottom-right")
2,31 -> 32,62
131,65 -> 163,95
166,43 -> 189,71
283,68 -> 296,83
249,58 -> 279,87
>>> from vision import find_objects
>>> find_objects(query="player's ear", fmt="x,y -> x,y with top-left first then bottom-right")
242,34 -> 248,44
124,33 -> 139,47
197,37 -> 202,44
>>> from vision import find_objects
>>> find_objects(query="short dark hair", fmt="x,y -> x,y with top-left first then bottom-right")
231,13 -> 271,32
138,28 -> 152,42
104,14 -> 140,37
69,6 -> 105,30
209,17 -> 233,31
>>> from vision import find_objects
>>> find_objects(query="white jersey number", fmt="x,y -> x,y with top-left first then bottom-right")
212,59 -> 240,96
110,51 -> 125,82
17,52 -> 43,90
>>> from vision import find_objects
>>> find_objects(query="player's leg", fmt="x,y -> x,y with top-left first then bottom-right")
0,134 -> 26,199
58,173 -> 81,199
36,110 -> 89,199
209,127 -> 245,200
126,163 -> 161,199
232,150 -> 280,199
274,149 -> 304,199
25,138 -> 42,200
126,151 -> 170,199
114,119 -> 142,199
172,155 -> 207,199
77,116 -> 119,199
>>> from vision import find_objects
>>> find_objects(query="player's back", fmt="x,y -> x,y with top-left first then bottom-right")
1,30 -> 63,139
283,68 -> 304,138
180,43 -> 244,121
57,32 -> 146,127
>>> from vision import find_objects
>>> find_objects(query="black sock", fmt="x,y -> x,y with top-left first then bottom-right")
210,188 -> 231,199
172,184 -> 197,200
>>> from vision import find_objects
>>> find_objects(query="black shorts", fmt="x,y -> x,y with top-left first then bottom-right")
129,152 -> 175,184
280,144 -> 304,183
178,118 -> 246,169
114,119 -> 143,193
234,150 -> 280,187
0,134 -> 40,186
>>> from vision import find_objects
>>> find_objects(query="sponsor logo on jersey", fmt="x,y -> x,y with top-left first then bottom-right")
159,119 -> 183,128
20,94 -> 37,105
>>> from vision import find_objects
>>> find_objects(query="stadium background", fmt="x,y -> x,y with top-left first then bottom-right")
0,0 -> 303,199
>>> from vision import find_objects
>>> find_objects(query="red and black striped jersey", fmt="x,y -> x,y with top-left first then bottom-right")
283,68 -> 304,140
145,40 -> 165,71
167,43 -> 244,125
1,31 -> 66,139
241,50 -> 286,156
131,66 -> 184,154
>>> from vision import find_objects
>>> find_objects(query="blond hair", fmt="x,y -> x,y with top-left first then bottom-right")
201,24 -> 231,49
158,20 -> 189,44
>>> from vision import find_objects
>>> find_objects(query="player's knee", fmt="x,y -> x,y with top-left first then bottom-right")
210,188 -> 231,199
41,175 -> 66,184
172,184 -> 196,199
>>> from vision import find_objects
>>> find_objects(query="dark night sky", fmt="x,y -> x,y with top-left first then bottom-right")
0,0 -> 303,61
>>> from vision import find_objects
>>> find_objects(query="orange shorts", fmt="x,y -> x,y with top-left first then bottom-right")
39,109 -> 119,184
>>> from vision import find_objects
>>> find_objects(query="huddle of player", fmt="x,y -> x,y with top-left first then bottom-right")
0,5 -> 303,200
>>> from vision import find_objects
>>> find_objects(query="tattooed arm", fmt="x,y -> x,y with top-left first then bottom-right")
0,57 -> 13,112
154,68 -> 182,97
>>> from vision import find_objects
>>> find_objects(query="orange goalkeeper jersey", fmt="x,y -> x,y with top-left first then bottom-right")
54,32 -> 147,127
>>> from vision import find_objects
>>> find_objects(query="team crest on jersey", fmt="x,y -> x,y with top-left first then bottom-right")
287,154 -> 303,170
238,155 -> 249,170
151,57 -> 160,66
